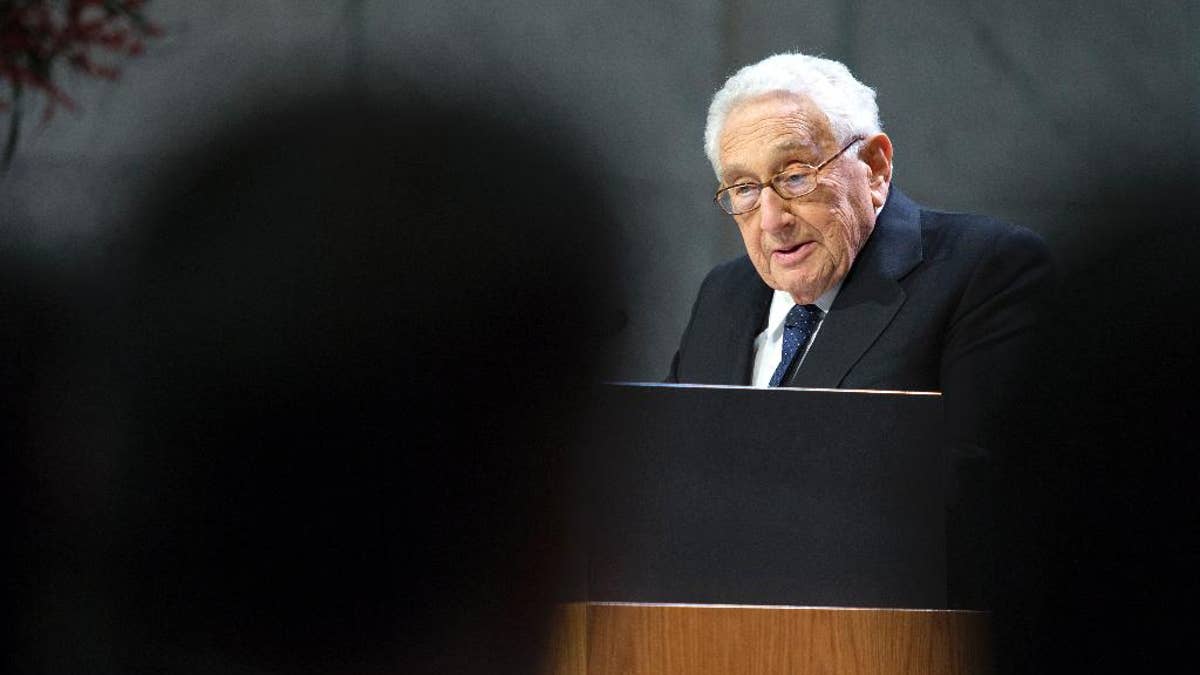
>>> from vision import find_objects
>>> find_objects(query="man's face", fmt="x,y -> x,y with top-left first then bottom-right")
717,92 -> 890,304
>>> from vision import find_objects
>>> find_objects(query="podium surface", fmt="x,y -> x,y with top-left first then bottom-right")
585,384 -> 947,608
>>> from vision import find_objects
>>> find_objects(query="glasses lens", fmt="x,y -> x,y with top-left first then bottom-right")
719,184 -> 761,214
774,169 -> 814,198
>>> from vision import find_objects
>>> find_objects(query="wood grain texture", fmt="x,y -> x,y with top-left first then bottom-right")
544,602 -> 589,675
582,603 -> 992,675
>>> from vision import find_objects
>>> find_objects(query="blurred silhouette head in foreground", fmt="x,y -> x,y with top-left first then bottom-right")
992,166 -> 1199,674
72,91 -> 613,673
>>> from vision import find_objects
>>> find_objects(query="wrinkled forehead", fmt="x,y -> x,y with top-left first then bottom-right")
718,91 -> 836,178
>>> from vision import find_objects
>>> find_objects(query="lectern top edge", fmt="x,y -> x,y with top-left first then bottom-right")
588,602 -> 984,615
606,381 -> 942,397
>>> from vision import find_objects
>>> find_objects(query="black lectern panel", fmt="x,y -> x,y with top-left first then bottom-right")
584,383 -> 946,608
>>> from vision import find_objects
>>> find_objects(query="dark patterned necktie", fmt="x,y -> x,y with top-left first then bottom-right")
768,304 -> 820,387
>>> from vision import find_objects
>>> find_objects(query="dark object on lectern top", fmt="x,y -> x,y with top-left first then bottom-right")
583,383 -> 946,609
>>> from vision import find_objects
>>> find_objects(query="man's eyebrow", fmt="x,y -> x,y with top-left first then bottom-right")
720,164 -> 753,182
721,139 -> 821,181
773,139 -> 819,156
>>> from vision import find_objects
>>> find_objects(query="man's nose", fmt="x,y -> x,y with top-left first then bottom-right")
757,185 -> 791,232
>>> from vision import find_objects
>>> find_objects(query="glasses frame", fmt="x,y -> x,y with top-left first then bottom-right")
713,135 -> 866,216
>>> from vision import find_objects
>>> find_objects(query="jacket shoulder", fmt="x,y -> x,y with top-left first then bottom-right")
918,208 -> 1050,266
666,255 -> 769,384
696,255 -> 763,301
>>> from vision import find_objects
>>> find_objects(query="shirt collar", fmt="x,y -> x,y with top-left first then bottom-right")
765,277 -> 843,332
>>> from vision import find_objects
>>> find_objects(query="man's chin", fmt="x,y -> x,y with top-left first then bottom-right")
772,263 -> 842,305
774,275 -> 827,306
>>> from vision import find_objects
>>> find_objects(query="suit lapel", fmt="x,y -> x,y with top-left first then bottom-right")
726,265 -> 773,384
788,187 -> 924,388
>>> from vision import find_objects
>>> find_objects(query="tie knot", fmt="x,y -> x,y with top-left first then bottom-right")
785,304 -> 820,329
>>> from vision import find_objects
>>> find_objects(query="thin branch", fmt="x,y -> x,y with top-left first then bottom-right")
3,81 -> 22,172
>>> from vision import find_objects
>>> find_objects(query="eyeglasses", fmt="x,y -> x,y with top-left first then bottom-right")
713,136 -> 865,216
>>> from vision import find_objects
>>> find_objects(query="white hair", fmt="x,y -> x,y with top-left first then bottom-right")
703,53 -> 883,178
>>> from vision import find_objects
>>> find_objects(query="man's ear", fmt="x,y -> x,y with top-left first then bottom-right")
860,133 -> 893,209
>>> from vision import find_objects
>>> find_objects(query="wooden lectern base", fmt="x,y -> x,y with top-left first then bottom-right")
545,602 -> 992,675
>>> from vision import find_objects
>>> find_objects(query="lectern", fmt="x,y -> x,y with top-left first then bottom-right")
549,384 -> 992,675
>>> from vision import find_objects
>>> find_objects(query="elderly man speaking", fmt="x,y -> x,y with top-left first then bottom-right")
669,53 -> 1051,414
667,52 -> 1053,611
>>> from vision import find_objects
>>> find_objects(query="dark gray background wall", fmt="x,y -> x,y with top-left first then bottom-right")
3,0 -> 1196,380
